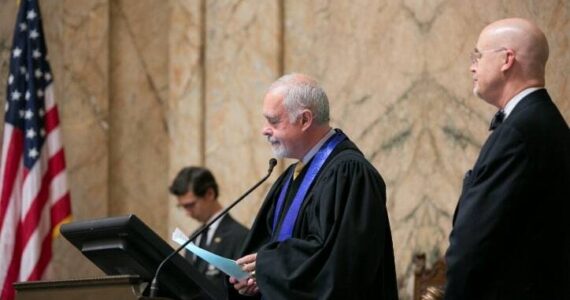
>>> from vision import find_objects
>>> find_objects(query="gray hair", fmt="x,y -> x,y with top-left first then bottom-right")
268,73 -> 330,124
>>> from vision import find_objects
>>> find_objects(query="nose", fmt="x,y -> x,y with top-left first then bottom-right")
262,125 -> 272,137
470,62 -> 476,74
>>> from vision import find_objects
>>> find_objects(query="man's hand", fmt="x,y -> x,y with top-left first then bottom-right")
229,253 -> 259,296
237,253 -> 257,275
229,276 -> 259,296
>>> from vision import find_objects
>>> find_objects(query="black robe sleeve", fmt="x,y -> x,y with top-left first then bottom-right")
229,149 -> 398,300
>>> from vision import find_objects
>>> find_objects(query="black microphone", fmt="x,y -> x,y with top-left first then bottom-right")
149,158 -> 278,298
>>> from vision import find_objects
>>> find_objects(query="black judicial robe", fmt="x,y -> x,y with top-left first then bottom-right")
228,136 -> 398,300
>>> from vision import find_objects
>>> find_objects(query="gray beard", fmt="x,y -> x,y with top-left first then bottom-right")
271,144 -> 287,159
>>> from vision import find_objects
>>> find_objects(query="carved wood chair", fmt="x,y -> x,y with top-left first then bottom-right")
413,253 -> 446,300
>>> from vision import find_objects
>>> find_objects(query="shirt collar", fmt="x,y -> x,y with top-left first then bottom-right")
503,87 -> 543,119
200,209 -> 225,245
300,128 -> 335,165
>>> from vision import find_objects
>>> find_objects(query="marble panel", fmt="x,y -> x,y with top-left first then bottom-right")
168,0 -> 205,237
54,0 -> 110,221
109,0 -> 170,236
204,0 -> 281,229
47,0 -> 111,279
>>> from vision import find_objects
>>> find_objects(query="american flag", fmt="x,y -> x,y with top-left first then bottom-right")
0,0 -> 72,299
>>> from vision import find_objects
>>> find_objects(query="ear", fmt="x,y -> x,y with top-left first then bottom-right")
500,49 -> 516,72
299,109 -> 313,131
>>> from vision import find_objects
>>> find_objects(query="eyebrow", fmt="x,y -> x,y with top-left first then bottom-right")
265,115 -> 279,122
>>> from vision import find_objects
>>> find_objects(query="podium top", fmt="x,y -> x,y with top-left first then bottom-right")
59,215 -> 224,300
14,274 -> 143,290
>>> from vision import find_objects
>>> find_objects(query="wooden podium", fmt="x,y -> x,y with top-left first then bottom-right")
14,275 -> 173,300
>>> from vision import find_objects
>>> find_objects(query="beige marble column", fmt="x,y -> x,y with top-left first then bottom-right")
109,0 -> 170,235
167,0 -> 205,236
49,0 -> 111,278
203,0 -> 281,228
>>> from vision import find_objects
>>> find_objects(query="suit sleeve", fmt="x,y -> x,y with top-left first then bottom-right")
445,127 -> 530,299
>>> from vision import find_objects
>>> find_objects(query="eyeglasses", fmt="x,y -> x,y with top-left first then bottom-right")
177,202 -> 197,210
470,47 -> 508,64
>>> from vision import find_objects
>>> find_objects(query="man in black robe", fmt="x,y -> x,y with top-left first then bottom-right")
228,73 -> 398,299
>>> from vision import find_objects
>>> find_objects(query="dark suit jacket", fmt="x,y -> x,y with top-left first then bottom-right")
185,214 -> 248,291
445,89 -> 570,300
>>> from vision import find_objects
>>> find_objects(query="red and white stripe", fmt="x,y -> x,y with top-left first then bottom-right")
0,84 -> 71,300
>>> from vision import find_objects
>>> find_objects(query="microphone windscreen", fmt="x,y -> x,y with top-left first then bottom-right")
268,158 -> 278,172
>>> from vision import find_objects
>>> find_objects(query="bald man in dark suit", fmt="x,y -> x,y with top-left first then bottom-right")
445,18 -> 570,300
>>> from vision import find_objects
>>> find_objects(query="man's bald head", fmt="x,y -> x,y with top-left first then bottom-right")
479,18 -> 549,82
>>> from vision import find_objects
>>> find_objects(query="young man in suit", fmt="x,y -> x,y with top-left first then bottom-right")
445,18 -> 570,300
170,167 -> 249,290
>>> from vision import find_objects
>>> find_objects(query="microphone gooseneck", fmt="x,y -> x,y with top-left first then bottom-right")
149,158 -> 277,298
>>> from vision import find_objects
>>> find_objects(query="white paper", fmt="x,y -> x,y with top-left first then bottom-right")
172,228 -> 249,280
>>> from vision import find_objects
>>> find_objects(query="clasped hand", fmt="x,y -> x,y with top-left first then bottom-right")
229,253 -> 259,296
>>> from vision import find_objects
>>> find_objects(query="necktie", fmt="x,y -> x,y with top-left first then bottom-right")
198,226 -> 209,248
489,110 -> 505,131
195,226 -> 209,272
293,161 -> 304,179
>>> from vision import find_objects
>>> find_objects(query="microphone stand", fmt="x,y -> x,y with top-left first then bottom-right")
149,158 -> 278,298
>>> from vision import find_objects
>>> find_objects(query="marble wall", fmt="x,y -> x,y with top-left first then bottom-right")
0,0 -> 569,299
